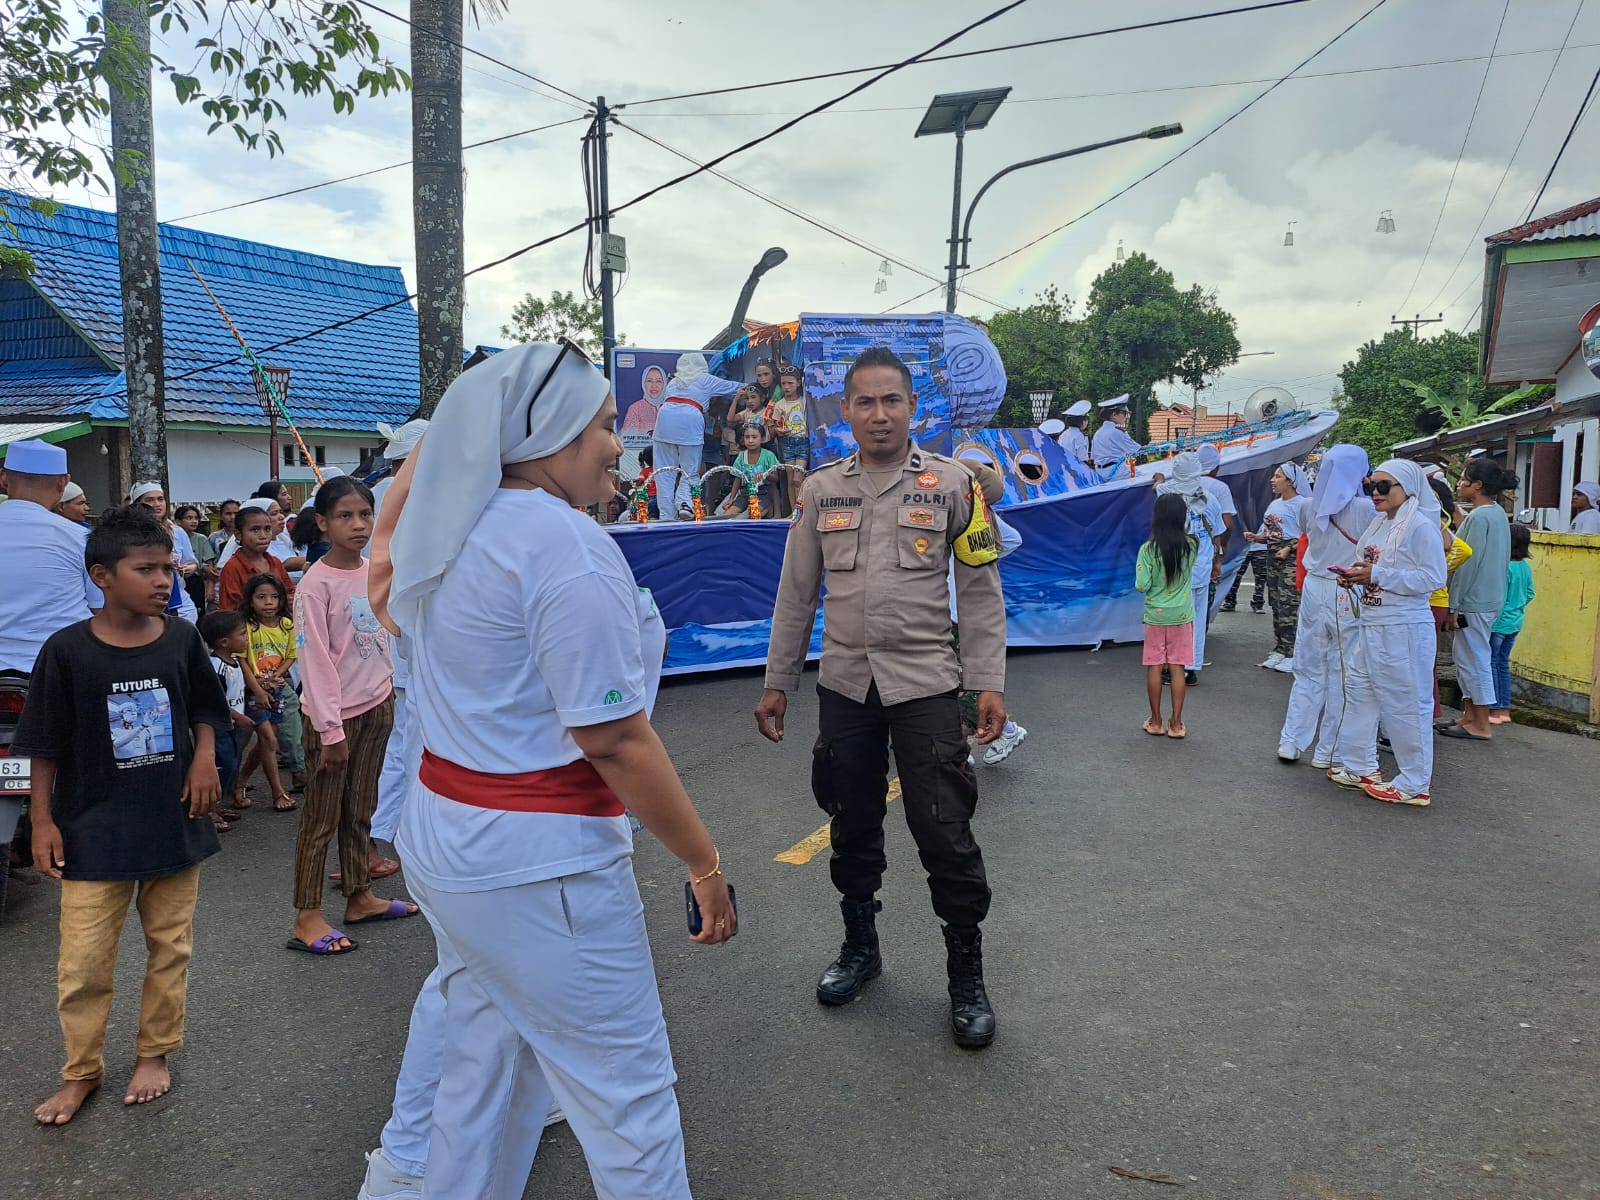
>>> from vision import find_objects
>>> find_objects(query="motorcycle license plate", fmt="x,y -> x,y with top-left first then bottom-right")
0,756 -> 30,793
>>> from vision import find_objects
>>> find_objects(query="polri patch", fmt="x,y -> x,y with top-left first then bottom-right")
790,498 -> 805,527
917,470 -> 940,488
907,508 -> 935,526
914,536 -> 930,554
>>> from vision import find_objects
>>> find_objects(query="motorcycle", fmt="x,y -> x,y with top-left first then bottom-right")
0,670 -> 33,921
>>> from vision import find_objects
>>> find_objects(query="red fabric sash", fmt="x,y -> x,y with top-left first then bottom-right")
664,396 -> 705,413
419,750 -> 624,817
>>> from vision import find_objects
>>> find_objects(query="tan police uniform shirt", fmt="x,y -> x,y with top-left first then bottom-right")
764,442 -> 1007,706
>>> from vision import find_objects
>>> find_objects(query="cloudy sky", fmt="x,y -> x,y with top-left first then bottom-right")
49,0 -> 1600,416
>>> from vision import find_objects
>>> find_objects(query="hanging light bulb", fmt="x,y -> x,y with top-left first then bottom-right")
874,278 -> 887,294
1115,238 -> 1125,262
1283,221 -> 1297,248
1376,209 -> 1395,234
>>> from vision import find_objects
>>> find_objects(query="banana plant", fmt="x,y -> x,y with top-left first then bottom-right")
1400,379 -> 1547,431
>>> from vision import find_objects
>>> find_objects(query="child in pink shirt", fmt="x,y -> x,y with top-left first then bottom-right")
286,477 -> 416,957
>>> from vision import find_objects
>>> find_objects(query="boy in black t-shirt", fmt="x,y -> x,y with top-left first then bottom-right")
16,508 -> 229,1126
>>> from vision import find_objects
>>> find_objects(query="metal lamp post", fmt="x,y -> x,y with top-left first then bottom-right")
253,364 -> 290,480
1028,389 -> 1055,424
704,246 -> 789,352
915,88 -> 1012,314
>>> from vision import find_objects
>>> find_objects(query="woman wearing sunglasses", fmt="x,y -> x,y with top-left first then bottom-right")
362,342 -> 736,1200
1328,460 -> 1448,806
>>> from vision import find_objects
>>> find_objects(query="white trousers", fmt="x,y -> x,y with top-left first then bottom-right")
652,441 -> 700,521
408,858 -> 690,1200
380,961 -> 444,1177
1279,579 -> 1361,761
1338,616 -> 1435,795
371,687 -> 419,844
1453,612 -> 1497,705
1187,583 -> 1208,671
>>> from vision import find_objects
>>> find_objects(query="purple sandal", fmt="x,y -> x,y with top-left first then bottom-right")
285,931 -> 359,955
347,899 -> 419,925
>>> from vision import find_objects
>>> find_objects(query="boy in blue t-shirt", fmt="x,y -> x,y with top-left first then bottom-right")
16,508 -> 229,1125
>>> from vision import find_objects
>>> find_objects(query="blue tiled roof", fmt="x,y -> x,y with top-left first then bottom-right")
0,196 -> 420,430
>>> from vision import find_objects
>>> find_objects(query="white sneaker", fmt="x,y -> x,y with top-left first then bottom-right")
1272,657 -> 1295,673
1277,742 -> 1299,763
982,724 -> 1027,765
1327,766 -> 1383,790
1259,652 -> 1285,669
358,1149 -> 423,1200
1311,754 -> 1332,770
677,504 -> 694,520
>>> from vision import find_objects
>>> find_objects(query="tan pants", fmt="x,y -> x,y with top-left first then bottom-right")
57,866 -> 201,1081
294,694 -> 394,910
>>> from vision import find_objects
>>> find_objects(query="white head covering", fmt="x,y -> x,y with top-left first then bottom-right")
60,481 -> 85,503
1573,481 -> 1600,507
1156,452 -> 1209,515
239,497 -> 273,514
378,418 -> 429,461
1196,443 -> 1221,472
669,352 -> 708,393
1099,394 -> 1131,411
387,342 -> 610,632
1310,443 -> 1369,530
1065,400 -> 1091,418
1038,418 -> 1066,437
1278,462 -> 1308,496
1363,457 -> 1441,554
129,481 -> 164,503
3,439 -> 68,474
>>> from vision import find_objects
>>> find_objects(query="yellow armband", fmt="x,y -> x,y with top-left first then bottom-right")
952,476 -> 1000,566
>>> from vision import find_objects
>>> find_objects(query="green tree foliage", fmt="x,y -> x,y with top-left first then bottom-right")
0,0 -> 408,270
1077,252 -> 1240,440
501,289 -> 626,360
1333,328 -> 1487,457
984,285 -> 1079,427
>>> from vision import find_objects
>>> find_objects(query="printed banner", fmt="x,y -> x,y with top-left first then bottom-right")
612,348 -> 700,450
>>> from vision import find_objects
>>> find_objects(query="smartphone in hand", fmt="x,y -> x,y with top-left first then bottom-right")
685,881 -> 737,936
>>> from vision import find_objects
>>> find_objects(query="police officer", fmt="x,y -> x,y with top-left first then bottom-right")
1090,394 -> 1143,471
1057,400 -> 1092,463
754,345 -> 1007,1048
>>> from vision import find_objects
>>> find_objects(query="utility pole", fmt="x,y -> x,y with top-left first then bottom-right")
595,96 -> 618,377
944,112 -> 966,314
1391,312 -> 1444,335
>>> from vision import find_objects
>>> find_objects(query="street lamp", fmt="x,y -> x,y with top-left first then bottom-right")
1028,389 -> 1055,424
915,87 -> 1013,314
704,246 -> 789,351
253,364 -> 290,480
956,123 -> 1184,283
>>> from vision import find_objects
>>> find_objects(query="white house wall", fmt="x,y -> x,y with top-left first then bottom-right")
166,429 -> 378,505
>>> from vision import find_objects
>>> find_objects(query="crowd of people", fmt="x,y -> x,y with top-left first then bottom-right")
1,346 -> 1594,1197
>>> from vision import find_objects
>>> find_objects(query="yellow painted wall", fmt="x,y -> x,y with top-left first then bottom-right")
1512,532 -> 1600,711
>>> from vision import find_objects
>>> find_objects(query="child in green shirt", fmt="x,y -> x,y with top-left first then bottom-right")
1135,493 -> 1198,738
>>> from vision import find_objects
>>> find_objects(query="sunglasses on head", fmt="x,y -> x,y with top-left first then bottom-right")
1362,478 -> 1398,496
524,337 -> 595,440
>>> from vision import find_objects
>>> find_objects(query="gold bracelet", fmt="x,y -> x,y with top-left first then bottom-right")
690,849 -> 721,886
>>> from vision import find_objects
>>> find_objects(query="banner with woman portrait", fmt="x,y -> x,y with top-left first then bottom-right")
611,348 -> 701,449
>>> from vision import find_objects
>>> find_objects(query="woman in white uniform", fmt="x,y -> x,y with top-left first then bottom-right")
652,352 -> 742,521
1570,482 -> 1600,534
1331,459 -> 1448,806
1277,444 -> 1369,766
128,482 -> 199,622
370,341 -> 736,1200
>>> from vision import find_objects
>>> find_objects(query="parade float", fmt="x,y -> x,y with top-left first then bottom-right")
606,313 -> 1336,675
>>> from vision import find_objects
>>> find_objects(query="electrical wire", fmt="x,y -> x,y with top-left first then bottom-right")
1421,0 -> 1585,314
883,0 -> 1391,313
615,0 -> 1313,108
351,0 -> 592,110
612,118 -> 1019,313
621,43 -> 1600,120
168,117 -> 588,223
89,0 -> 1038,397
1522,59 -> 1600,220
1394,0 -> 1512,314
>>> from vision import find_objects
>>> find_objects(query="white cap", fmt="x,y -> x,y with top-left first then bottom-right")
1065,400 -> 1091,417
1038,418 -> 1066,436
60,481 -> 85,503
1197,443 -> 1221,472
3,439 -> 68,474
378,418 -> 429,461
1099,394 -> 1131,410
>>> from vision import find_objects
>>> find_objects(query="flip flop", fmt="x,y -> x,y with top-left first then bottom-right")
273,793 -> 298,812
347,899 -> 419,925
1437,724 -> 1490,741
1142,719 -> 1166,736
1166,723 -> 1188,740
285,931 -> 358,955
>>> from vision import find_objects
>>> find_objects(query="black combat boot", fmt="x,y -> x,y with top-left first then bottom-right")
942,924 -> 996,1048
816,898 -> 883,1006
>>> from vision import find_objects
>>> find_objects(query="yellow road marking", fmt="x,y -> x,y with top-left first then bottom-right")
774,778 -> 901,865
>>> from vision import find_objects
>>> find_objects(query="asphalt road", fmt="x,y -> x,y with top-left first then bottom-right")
3,611 -> 1597,1200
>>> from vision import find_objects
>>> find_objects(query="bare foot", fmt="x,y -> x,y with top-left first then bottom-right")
35,1078 -> 99,1125
1142,717 -> 1166,736
124,1056 -> 170,1106
1166,720 -> 1188,739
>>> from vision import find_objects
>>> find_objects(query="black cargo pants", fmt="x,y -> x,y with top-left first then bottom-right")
813,682 -> 991,928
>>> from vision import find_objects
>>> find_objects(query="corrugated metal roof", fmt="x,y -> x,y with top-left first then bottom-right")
1486,196 -> 1600,246
0,418 -> 90,448
0,196 -> 420,430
